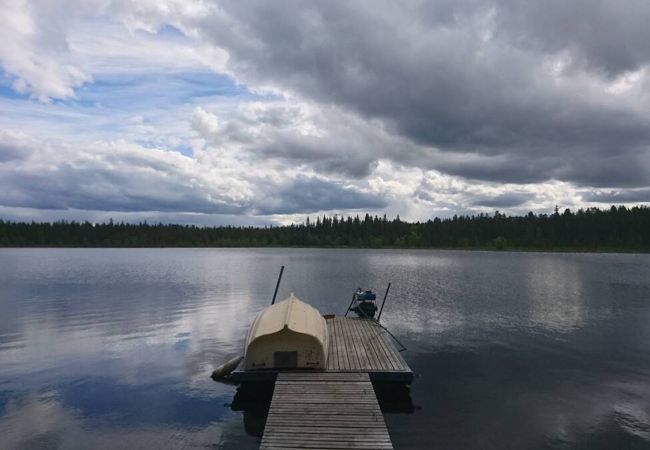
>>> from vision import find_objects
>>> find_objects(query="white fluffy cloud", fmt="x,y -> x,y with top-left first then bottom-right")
0,129 -> 388,220
0,0 -> 92,100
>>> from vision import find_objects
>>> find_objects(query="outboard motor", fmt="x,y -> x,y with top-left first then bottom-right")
349,288 -> 378,318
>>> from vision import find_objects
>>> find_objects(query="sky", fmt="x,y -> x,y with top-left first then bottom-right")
1,0 -> 649,225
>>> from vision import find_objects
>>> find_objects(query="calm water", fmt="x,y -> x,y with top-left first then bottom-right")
1,249 -> 649,449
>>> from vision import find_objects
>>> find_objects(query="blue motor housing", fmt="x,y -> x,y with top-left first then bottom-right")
354,290 -> 376,301
350,288 -> 378,318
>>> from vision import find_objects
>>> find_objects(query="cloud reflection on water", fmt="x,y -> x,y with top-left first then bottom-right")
0,391 -> 253,450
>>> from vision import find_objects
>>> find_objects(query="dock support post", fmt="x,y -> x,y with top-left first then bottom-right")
344,292 -> 356,317
377,282 -> 391,322
270,266 -> 284,305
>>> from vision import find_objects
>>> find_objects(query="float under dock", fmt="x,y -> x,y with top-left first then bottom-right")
260,372 -> 393,450
231,317 -> 412,384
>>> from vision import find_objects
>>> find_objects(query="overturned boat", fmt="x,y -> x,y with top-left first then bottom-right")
244,293 -> 329,370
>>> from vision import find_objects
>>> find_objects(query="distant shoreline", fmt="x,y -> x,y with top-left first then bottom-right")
2,206 -> 649,253
1,245 -> 647,254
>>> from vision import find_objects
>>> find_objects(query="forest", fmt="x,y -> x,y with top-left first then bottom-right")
0,205 -> 649,251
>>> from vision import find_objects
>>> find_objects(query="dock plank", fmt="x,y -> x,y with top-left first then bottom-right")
355,318 -> 382,371
348,316 -> 366,370
359,320 -> 398,371
260,372 -> 393,450
329,317 -> 340,371
339,317 -> 354,369
326,317 -> 407,374
340,316 -> 354,370
334,318 -> 348,370
347,315 -> 370,370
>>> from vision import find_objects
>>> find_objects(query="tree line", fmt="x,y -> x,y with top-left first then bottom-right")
0,205 -> 649,251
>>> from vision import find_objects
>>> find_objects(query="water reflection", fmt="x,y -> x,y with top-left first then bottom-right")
0,391 -> 250,450
229,383 -> 274,438
0,249 -> 649,449
523,254 -> 587,332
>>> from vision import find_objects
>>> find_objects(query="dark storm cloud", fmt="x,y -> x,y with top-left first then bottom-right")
260,137 -> 377,178
0,164 -> 245,215
581,189 -> 650,204
0,140 -> 32,162
254,176 -> 387,215
492,0 -> 650,78
471,192 -> 534,208
435,154 -> 558,184
557,152 -> 650,188
195,0 -> 650,188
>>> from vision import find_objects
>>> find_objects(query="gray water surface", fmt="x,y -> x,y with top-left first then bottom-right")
0,248 -> 649,449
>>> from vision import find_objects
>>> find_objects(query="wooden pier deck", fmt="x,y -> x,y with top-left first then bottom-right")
260,372 -> 393,450
231,317 -> 412,383
325,317 -> 410,380
229,317 -> 410,448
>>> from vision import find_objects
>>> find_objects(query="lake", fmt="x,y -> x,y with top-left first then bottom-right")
1,248 -> 649,449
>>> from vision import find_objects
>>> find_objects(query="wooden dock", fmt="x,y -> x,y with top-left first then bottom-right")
231,317 -> 412,383
260,372 -> 393,450
228,316 -> 411,449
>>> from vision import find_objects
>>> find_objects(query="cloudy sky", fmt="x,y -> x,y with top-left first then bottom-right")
1,0 -> 649,225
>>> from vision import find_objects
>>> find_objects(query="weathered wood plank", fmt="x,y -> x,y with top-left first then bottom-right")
262,442 -> 392,450
265,420 -> 387,425
263,432 -> 391,439
261,444 -> 393,450
277,372 -> 368,379
346,321 -> 368,370
273,390 -> 376,395
337,315 -> 345,371
361,319 -> 399,371
373,320 -> 408,371
282,381 -> 373,385
354,318 -> 382,371
339,317 -> 353,370
271,396 -> 377,401
263,433 -> 391,440
263,429 -> 391,437
262,438 -> 392,445
330,317 -> 340,371
341,317 -> 355,370
274,386 -> 373,390
260,372 -> 393,450
266,408 -> 382,414
265,419 -> 385,425
323,317 -> 409,374
350,317 -> 373,370
270,400 -> 380,404
344,316 -> 362,369
373,323 -> 405,371
331,318 -> 346,370
354,319 -> 387,370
